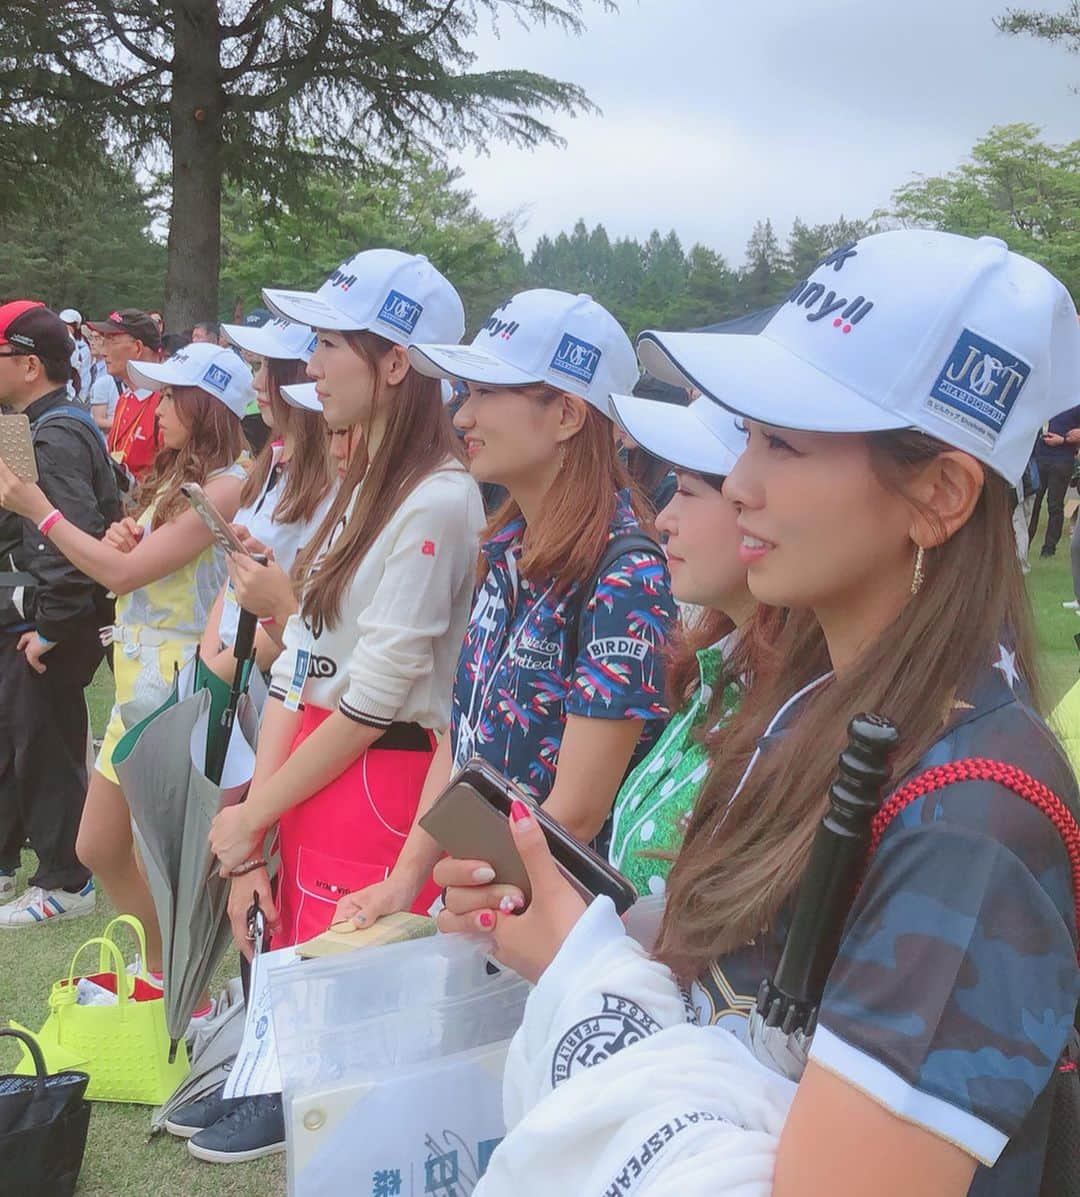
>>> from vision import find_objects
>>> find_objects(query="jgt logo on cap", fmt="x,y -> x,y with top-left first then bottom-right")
377,290 -> 424,336
203,364 -> 234,393
550,333 -> 602,386
926,328 -> 1030,449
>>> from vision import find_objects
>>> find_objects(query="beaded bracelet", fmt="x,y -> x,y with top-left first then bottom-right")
228,858 -> 266,878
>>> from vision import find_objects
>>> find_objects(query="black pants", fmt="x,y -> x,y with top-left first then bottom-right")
0,624 -> 103,890
1029,459 -> 1074,554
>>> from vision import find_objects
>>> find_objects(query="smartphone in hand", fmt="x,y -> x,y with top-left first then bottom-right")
419,757 -> 638,914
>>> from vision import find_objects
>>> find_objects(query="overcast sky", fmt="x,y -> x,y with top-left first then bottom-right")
452,0 -> 1077,266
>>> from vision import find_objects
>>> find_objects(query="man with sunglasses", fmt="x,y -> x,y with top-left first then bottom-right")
86,308 -> 163,485
0,302 -> 121,927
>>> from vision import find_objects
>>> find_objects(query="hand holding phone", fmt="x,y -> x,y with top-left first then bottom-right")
181,482 -> 250,557
419,758 -> 637,914
430,793 -> 593,985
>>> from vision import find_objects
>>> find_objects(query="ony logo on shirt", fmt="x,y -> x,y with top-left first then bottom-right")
550,333 -> 602,385
926,328 -> 1030,448
377,290 -> 424,336
202,364 -> 233,393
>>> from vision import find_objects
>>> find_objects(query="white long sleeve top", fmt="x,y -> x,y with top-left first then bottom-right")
268,459 -> 485,730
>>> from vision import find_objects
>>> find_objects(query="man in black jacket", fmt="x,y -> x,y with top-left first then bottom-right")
0,302 -> 121,927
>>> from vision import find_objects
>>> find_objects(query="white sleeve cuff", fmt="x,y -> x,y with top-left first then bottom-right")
810,1024 -> 1008,1166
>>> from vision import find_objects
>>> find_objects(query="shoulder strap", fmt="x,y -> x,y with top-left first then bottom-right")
869,758 -> 1080,962
35,404 -> 109,454
566,530 -> 664,664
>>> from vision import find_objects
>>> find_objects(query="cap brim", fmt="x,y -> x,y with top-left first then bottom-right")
636,330 -> 907,435
221,322 -> 309,361
408,344 -> 543,388
610,393 -> 745,476
86,321 -> 123,336
262,288 -> 354,331
126,359 -> 191,391
280,382 -> 323,412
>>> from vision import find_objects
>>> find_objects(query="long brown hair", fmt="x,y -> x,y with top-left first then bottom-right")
481,388 -> 651,590
138,386 -> 245,530
294,331 -> 461,631
240,357 -> 332,526
655,429 -> 1036,981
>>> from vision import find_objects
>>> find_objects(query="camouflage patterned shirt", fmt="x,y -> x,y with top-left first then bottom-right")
690,648 -> 1080,1195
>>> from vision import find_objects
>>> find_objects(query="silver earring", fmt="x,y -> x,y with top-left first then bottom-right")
910,544 -> 925,596
557,444 -> 567,470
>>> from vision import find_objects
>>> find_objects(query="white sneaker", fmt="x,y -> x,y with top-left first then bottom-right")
1063,600 -> 1080,610
0,880 -> 95,928
0,873 -> 15,903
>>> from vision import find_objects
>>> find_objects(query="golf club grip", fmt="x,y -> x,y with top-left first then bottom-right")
771,713 -> 900,1010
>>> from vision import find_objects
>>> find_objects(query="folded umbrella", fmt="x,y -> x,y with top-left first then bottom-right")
115,609 -> 261,1063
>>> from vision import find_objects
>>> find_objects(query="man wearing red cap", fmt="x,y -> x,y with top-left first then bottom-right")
0,302 -> 121,926
86,309 -> 163,487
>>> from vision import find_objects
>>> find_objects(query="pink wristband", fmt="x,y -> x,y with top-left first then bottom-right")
37,510 -> 64,536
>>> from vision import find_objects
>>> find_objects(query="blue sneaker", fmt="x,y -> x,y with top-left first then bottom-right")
187,1093 -> 285,1164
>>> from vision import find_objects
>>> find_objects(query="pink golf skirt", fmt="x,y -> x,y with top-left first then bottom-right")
274,705 -> 443,948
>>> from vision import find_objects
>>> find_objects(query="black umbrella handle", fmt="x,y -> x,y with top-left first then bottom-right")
233,603 -> 259,666
756,713 -> 900,1036
0,1027 -> 48,1101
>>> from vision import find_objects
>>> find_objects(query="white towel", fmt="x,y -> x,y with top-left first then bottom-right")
483,897 -> 794,1196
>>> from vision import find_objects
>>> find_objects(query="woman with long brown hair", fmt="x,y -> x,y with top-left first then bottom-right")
199,319 -> 333,679
0,341 -> 249,959
434,232 -> 1080,1197
330,289 -> 677,933
207,249 -> 483,937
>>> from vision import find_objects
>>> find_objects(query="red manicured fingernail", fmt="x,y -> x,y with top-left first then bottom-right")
478,911 -> 495,930
510,799 -> 531,823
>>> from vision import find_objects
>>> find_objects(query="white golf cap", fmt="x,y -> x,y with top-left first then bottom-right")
221,317 -> 317,364
280,381 -> 322,412
637,230 -> 1080,485
408,289 -> 638,416
127,342 -> 255,420
262,249 -> 464,347
609,392 -> 746,477
59,309 -> 82,325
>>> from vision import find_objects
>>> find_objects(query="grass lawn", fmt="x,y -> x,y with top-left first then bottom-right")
1,511 -> 1079,1196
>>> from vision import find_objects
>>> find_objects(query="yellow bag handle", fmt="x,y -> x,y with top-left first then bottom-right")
100,914 -> 150,977
66,936 -> 133,1009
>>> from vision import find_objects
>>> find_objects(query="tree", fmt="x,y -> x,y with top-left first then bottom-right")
0,0 -> 613,327
740,218 -> 786,311
997,3 -> 1080,63
0,137 -> 165,313
220,155 -> 526,334
887,123 -> 1080,296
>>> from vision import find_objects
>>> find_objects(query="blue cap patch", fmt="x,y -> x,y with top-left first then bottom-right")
550,333 -> 602,386
202,363 -> 233,394
377,290 -> 423,336
926,329 -> 1030,448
